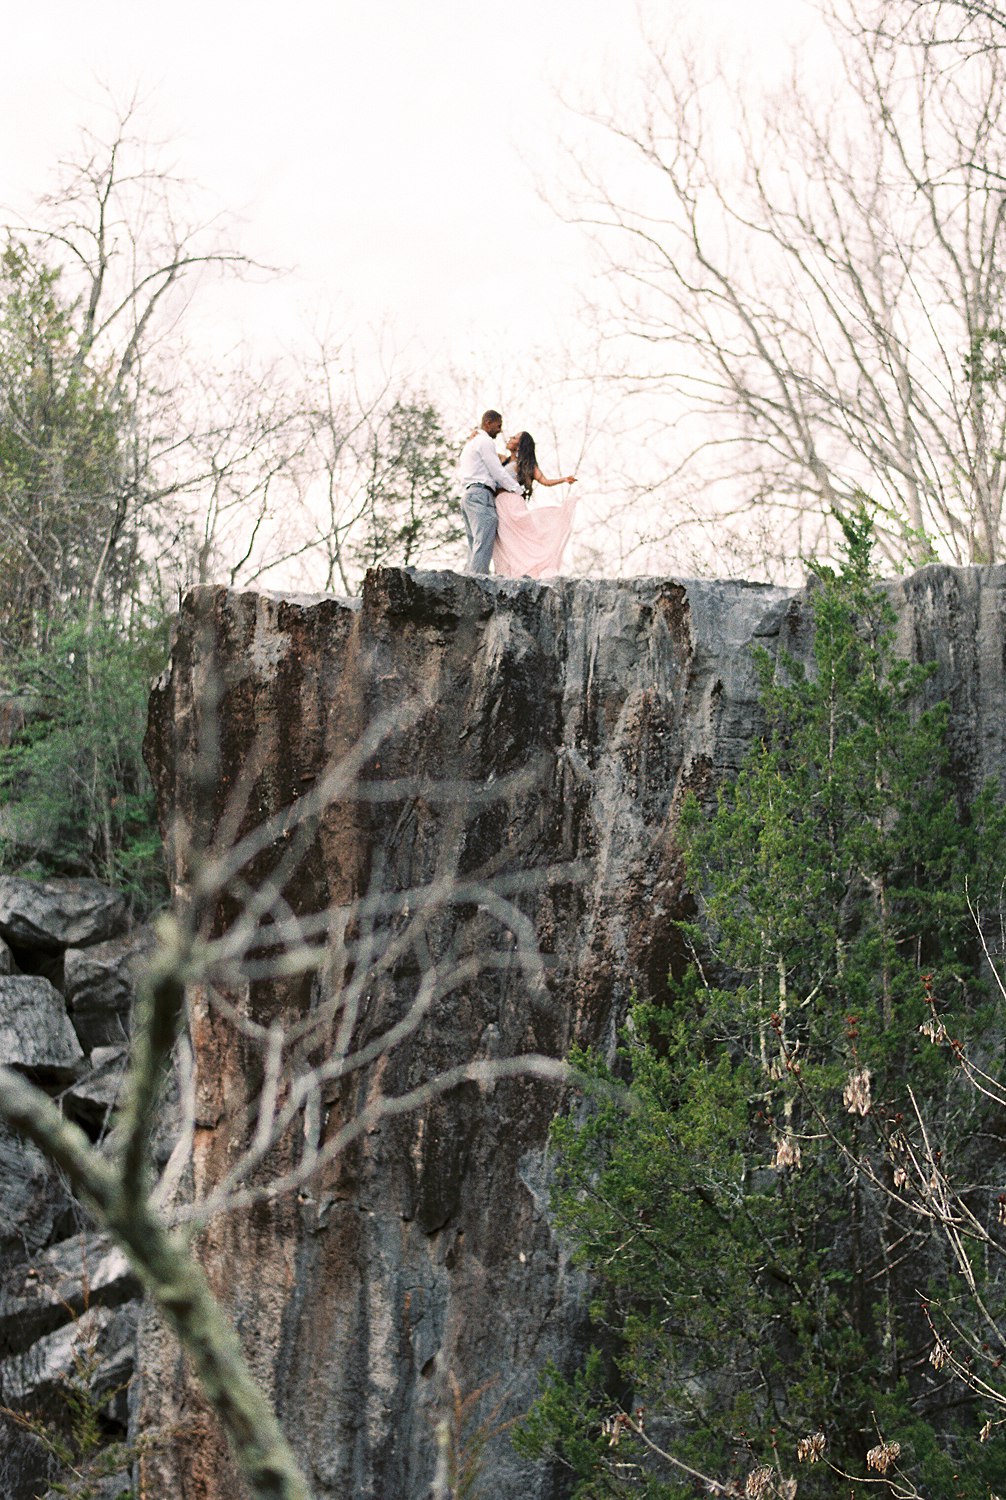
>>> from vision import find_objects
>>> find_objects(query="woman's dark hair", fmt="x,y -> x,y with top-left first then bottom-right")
515,432 -> 537,497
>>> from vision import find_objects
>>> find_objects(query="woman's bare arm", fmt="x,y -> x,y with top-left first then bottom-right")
533,465 -> 577,487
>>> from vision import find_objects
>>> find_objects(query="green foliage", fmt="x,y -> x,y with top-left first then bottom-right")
682,506 -> 1006,1050
350,396 -> 463,575
0,239 -> 171,913
964,326 -> 1006,388
0,606 -> 169,911
514,1351 -> 648,1497
520,511 -> 1006,1497
0,240 -> 137,649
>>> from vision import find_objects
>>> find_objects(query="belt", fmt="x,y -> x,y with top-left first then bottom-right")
463,480 -> 494,490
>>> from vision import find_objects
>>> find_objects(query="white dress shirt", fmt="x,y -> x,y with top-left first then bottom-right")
458,430 -> 522,494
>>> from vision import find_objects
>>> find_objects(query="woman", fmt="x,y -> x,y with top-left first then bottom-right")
492,431 -> 578,578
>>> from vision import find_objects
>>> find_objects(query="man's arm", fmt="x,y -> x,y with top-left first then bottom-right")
477,432 -> 522,492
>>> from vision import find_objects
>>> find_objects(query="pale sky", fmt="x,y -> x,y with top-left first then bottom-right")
5,1 -> 821,365
3,1 -> 829,582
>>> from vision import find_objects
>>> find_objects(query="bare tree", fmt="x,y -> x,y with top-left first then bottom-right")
182,358 -> 317,591
0,91 -> 265,623
559,0 -> 1006,572
891,0 -> 1006,46
297,335 -> 407,595
0,96 -> 480,629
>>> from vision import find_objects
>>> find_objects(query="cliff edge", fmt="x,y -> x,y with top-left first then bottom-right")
139,563 -> 1006,1499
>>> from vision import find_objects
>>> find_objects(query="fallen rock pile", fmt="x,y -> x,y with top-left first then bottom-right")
0,876 -> 150,1500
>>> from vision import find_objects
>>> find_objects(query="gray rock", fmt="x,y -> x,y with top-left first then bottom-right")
0,1121 -> 75,1269
43,1473 -> 134,1500
92,1304 -> 139,1425
39,1476 -> 133,1500
150,1044 -> 183,1170
63,1046 -> 129,1130
0,1299 -> 138,1408
0,1424 -> 51,1500
63,928 -> 154,1051
0,877 -> 127,953
0,1232 -> 141,1358
139,564 -> 1006,1500
0,1304 -> 112,1406
0,976 -> 84,1079
0,936 -> 16,975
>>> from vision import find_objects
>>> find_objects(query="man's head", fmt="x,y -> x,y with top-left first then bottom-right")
480,409 -> 503,438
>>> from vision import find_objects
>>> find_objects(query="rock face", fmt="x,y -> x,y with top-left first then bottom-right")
139,563 -> 1006,1500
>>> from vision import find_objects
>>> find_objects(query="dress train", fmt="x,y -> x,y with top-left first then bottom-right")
492,490 -> 577,578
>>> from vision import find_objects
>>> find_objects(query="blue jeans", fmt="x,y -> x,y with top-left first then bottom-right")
460,484 -> 497,573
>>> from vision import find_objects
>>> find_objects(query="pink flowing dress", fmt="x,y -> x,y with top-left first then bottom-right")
492,488 -> 577,578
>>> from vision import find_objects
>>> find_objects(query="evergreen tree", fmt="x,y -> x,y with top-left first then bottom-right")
518,514 -> 1006,1497
0,240 -> 170,907
0,240 -> 142,648
350,396 -> 464,576
0,607 -> 169,907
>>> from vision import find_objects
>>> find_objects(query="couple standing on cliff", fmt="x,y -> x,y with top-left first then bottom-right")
459,410 -> 577,577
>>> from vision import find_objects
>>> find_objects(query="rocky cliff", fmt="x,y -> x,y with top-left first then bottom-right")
0,879 -> 151,1500
139,562 -> 1006,1500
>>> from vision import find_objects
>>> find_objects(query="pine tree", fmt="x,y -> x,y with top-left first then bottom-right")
518,514 -> 1006,1497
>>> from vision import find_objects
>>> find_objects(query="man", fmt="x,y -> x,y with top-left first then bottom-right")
458,409 -> 523,573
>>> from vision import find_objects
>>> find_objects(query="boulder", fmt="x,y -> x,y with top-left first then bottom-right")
63,1047 -> 129,1130
63,928 -> 153,1051
91,1305 -> 138,1426
0,1121 -> 74,1268
0,1232 -> 141,1358
0,976 -> 84,1080
0,878 -> 127,953
0,1425 -> 51,1500
0,1300 -> 139,1408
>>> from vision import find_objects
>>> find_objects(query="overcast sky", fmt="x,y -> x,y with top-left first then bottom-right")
5,1 -> 822,376
0,0 -> 841,585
